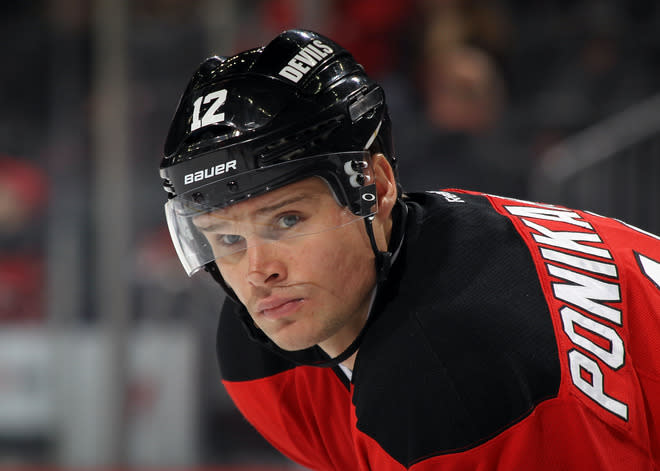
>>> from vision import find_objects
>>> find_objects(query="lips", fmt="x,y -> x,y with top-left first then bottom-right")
256,297 -> 305,320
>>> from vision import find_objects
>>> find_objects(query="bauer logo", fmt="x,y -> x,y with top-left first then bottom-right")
278,39 -> 334,83
184,160 -> 237,185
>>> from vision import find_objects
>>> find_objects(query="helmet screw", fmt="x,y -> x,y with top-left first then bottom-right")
227,181 -> 239,193
192,192 -> 205,203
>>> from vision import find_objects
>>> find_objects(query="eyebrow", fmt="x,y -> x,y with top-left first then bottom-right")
255,194 -> 313,216
193,193 -> 317,232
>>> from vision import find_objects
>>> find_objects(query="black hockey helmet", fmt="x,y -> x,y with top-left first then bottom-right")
160,29 -> 397,279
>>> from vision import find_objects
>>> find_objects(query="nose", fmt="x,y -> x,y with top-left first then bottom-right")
245,240 -> 287,287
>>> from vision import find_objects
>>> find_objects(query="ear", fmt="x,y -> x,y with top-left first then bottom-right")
371,153 -> 397,223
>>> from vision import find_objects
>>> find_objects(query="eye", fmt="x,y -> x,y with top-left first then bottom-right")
218,234 -> 243,246
277,214 -> 301,229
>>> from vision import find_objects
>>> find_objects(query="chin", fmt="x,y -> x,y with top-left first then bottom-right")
263,317 -> 333,352
267,326 -> 324,352
271,336 -> 318,352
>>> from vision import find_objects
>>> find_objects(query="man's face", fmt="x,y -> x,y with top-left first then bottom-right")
195,177 -> 377,354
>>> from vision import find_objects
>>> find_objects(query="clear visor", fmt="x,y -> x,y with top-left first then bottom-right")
165,172 -> 377,276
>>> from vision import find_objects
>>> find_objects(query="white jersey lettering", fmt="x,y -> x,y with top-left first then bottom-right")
504,202 -> 629,421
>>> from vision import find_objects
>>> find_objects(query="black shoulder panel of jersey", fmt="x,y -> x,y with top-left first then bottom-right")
217,299 -> 294,381
217,299 -> 328,382
352,191 -> 561,466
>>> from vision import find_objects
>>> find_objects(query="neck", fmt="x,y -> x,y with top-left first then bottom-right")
318,291 -> 373,364
341,351 -> 358,371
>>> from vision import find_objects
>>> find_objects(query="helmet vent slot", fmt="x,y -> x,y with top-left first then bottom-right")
256,117 -> 342,165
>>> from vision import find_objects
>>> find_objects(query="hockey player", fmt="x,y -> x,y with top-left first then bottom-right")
159,29 -> 660,470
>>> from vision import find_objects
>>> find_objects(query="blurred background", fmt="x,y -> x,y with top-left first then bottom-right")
1,0 -> 659,469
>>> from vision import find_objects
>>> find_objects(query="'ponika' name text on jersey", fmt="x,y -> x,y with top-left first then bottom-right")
504,203 -> 629,421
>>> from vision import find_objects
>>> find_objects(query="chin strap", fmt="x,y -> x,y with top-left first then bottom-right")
304,199 -> 408,368
298,199 -> 408,368
364,215 -> 393,283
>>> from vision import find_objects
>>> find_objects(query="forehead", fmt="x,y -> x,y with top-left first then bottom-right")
217,177 -> 335,218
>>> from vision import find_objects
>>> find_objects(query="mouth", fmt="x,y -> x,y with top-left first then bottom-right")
256,297 -> 305,320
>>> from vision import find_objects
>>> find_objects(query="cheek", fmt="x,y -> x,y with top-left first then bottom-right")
301,227 -> 375,296
217,263 -> 248,302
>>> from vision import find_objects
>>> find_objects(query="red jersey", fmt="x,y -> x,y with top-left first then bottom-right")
218,190 -> 660,470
